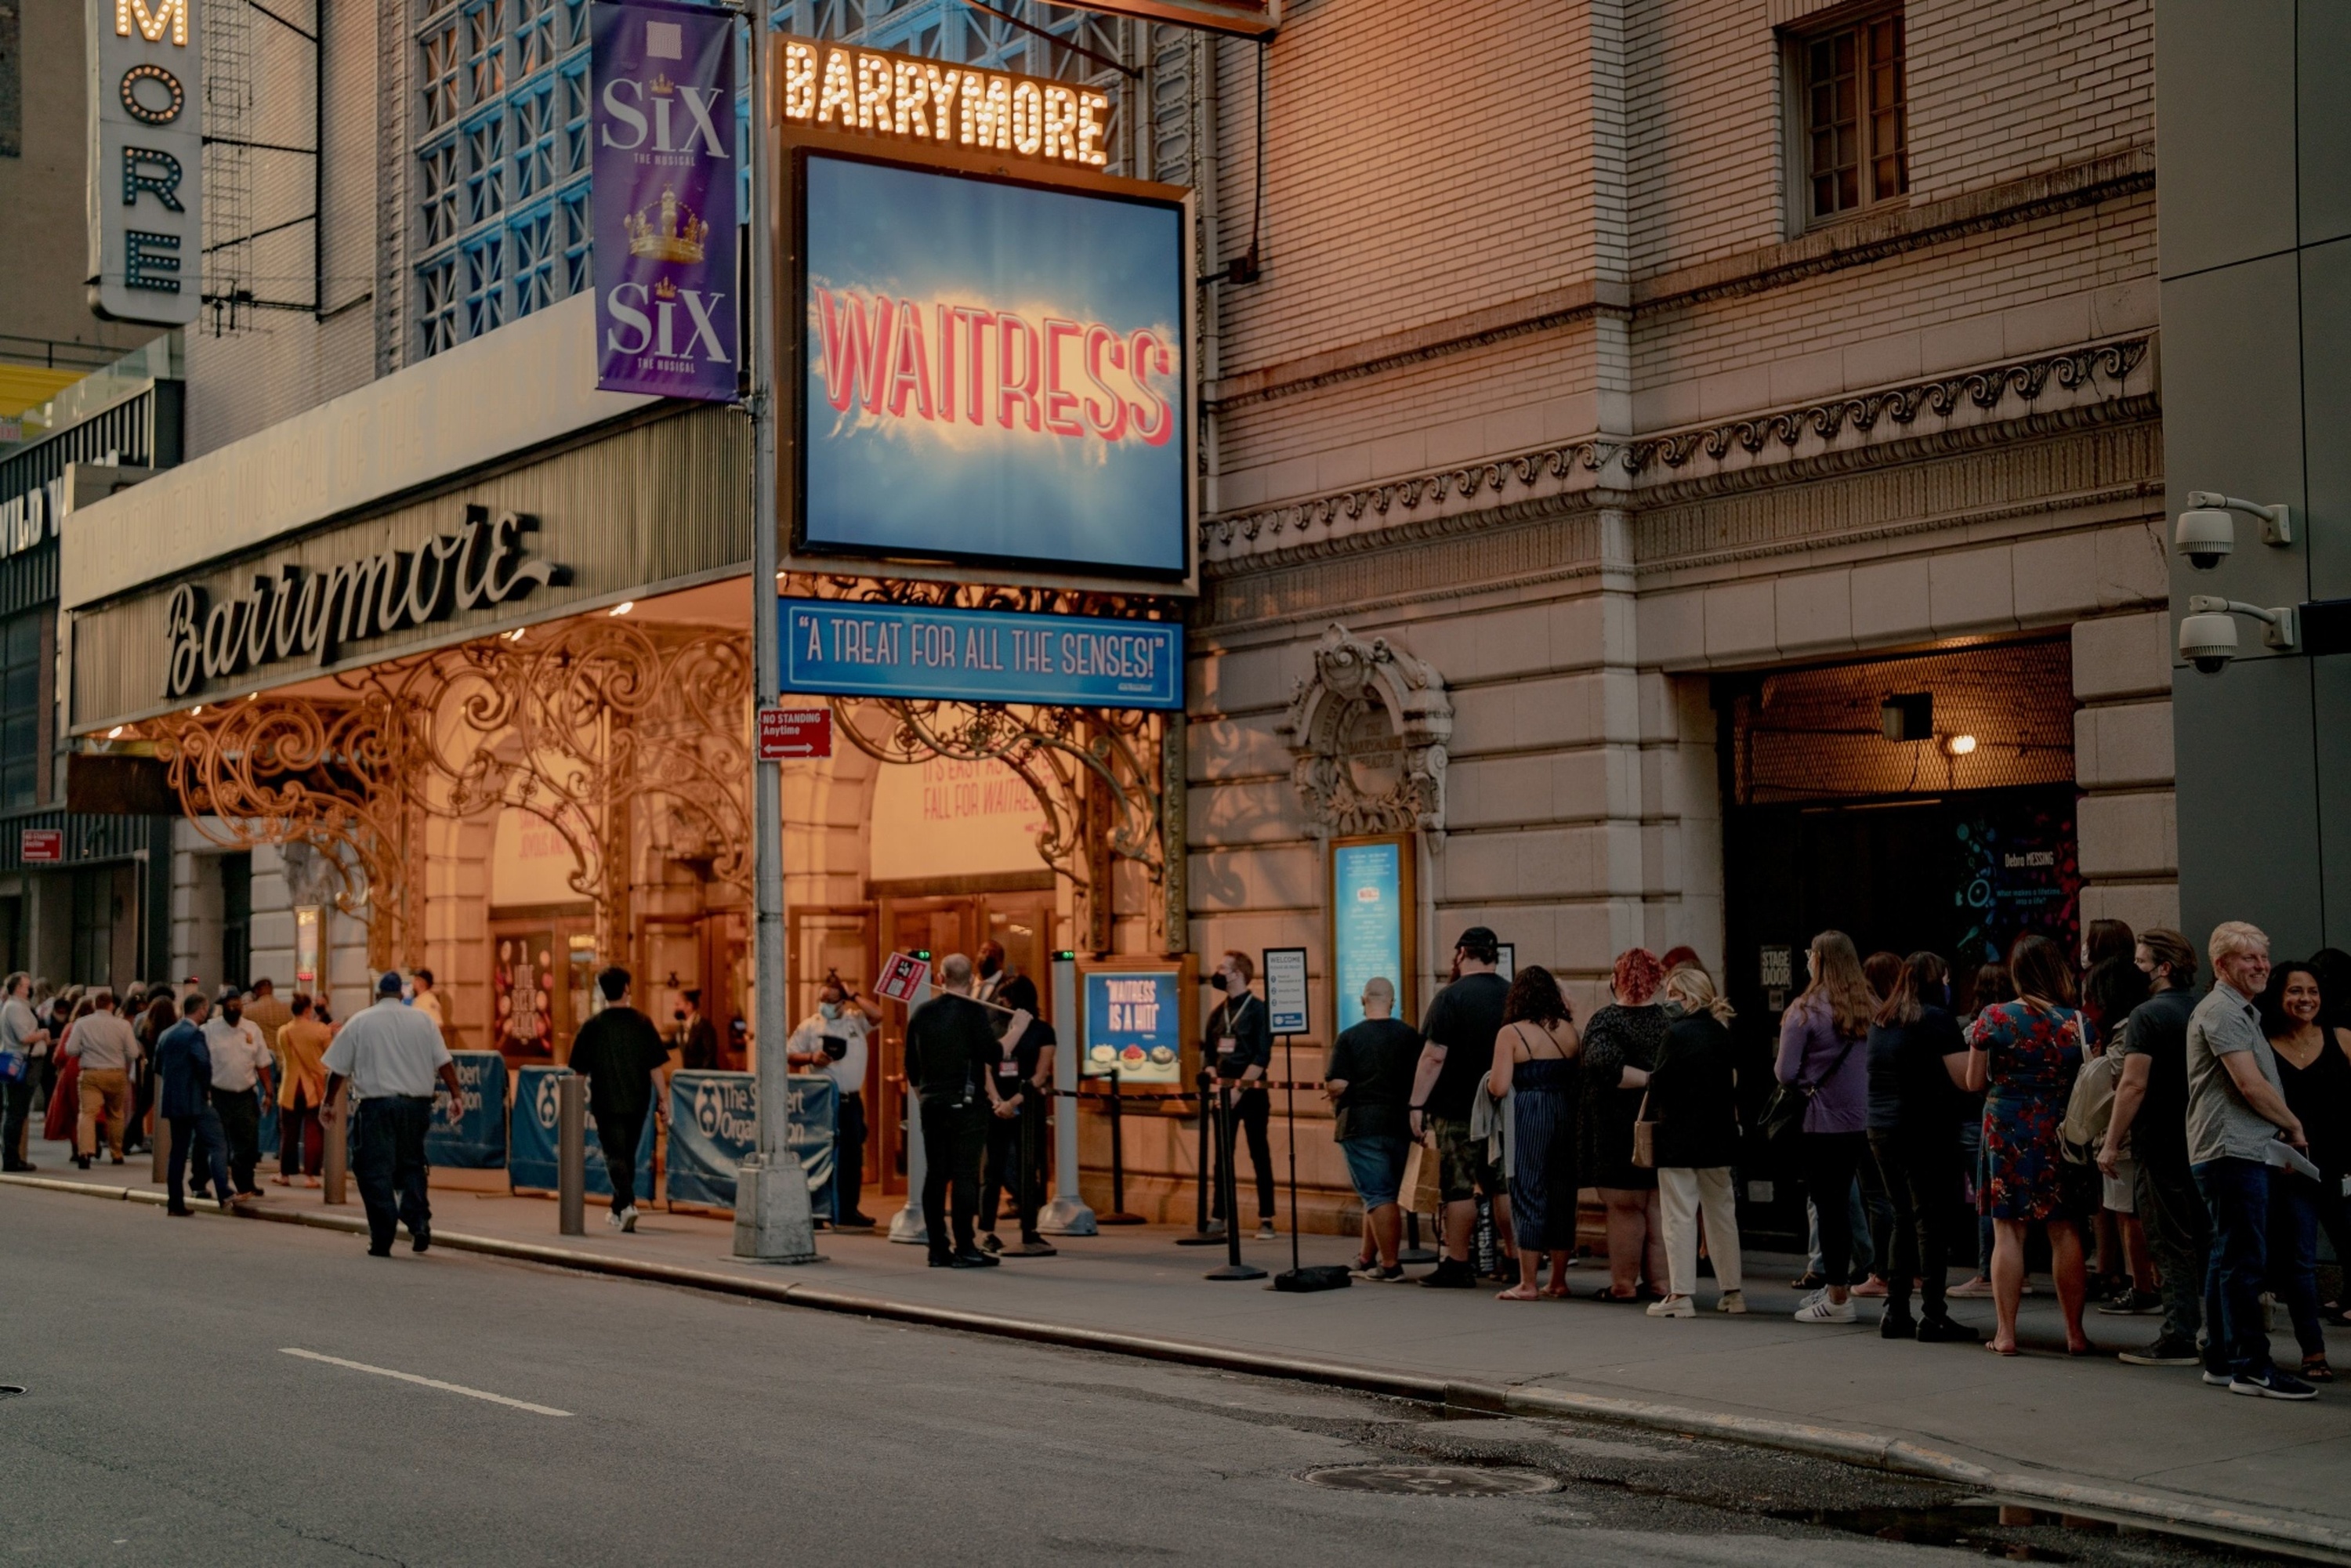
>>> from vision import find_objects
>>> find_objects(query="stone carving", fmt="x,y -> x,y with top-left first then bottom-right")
1280,625 -> 1452,836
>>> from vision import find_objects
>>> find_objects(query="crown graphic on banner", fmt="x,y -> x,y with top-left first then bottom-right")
625,187 -> 708,263
649,71 -> 676,96
653,277 -> 678,300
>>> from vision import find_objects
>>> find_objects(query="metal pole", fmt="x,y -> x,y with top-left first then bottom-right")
731,4 -> 819,1265
1204,1081 -> 1263,1280
1175,1065 -> 1223,1244
886,964 -> 931,1244
557,1071 -> 585,1237
1099,1069 -> 1143,1224
150,1106 -> 169,1187
1284,1035 -> 1301,1276
1038,950 -> 1096,1235
321,1080 -> 349,1204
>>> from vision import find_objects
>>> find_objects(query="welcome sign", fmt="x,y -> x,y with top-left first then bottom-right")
792,150 -> 1189,582
592,0 -> 738,400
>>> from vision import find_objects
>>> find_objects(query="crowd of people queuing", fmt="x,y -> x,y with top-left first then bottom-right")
1318,920 -> 2349,1401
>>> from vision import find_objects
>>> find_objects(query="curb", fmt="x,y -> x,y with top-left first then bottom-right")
10,1171 -> 2348,1563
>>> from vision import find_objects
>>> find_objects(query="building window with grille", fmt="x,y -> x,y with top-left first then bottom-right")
411,0 -> 594,360
0,610 -> 40,811
1792,7 -> 1907,226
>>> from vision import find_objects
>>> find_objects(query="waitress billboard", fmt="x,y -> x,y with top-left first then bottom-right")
793,150 -> 1190,582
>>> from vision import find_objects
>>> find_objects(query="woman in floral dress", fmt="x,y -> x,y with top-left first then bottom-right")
1964,932 -> 2095,1356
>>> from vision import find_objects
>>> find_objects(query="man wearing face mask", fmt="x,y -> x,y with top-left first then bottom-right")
1205,951 -> 1277,1239
203,984 -> 275,1199
976,942 -> 1041,1017
788,973 -> 881,1228
675,989 -> 719,1072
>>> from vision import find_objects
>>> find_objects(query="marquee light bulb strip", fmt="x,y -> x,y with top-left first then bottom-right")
781,38 -> 1110,168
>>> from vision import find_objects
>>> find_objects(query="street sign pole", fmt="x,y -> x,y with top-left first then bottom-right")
733,9 -> 819,1265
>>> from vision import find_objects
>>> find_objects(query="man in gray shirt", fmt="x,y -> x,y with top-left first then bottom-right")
323,972 -> 463,1257
2185,922 -> 2312,1400
61,988 -> 142,1168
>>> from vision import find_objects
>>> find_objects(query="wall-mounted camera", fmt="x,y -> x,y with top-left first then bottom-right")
2179,595 -> 2297,675
2175,491 -> 2292,571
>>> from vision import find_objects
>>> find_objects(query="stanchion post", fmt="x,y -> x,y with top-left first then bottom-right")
1005,1100 -> 1056,1256
1038,950 -> 1096,1237
887,962 -> 932,1245
1205,1081 -> 1266,1280
1284,1036 -> 1302,1276
1175,1066 -> 1226,1245
557,1071 -> 585,1237
321,1081 -> 350,1206
1097,1070 -> 1143,1223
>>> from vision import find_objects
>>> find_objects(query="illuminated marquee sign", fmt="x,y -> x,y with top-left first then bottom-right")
86,0 -> 204,325
781,38 -> 1110,168
1034,0 -> 1277,38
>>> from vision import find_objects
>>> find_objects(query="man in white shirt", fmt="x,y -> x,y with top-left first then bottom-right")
323,972 -> 464,1257
1,972 -> 51,1171
203,986 -> 276,1198
787,973 -> 877,1228
62,988 -> 142,1169
410,968 -> 446,1031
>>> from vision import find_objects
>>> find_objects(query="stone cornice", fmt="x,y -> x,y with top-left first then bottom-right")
1201,336 -> 2153,566
1204,145 -> 2154,413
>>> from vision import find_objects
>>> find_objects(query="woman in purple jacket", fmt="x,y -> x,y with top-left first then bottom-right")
1776,930 -> 1876,1324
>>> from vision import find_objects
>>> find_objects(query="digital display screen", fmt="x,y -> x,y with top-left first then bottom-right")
794,151 -> 1189,581
1331,840 -> 1404,1036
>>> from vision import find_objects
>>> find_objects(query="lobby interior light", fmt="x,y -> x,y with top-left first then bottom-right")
1944,733 -> 1977,756
610,601 -> 635,617
107,725 -> 124,739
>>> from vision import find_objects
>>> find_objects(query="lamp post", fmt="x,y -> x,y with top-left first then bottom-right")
732,5 -> 819,1265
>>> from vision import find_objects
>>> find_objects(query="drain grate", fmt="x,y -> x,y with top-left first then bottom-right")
1300,1465 -> 1557,1498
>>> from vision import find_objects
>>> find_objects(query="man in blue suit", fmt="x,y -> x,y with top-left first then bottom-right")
155,992 -> 231,1215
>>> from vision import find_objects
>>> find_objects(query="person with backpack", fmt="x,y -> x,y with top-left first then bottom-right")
1965,934 -> 2096,1357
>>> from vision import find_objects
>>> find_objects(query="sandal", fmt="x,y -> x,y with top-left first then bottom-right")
1496,1284 -> 1541,1301
2303,1356 -> 2335,1383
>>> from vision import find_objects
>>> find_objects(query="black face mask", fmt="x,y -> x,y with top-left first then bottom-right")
980,958 -> 1002,978
1207,972 -> 1229,994
674,1009 -> 687,1022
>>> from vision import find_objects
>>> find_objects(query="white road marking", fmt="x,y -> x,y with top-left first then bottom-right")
279,1349 -> 572,1417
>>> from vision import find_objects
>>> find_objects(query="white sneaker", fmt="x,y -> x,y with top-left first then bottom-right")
606,1209 -> 625,1231
1793,1295 -> 1857,1324
608,1206 -> 639,1233
1255,1222 -> 1277,1240
1646,1295 -> 1695,1318
1716,1290 -> 1748,1315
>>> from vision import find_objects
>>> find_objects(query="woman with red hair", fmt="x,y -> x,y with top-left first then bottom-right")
1580,947 -> 1670,1301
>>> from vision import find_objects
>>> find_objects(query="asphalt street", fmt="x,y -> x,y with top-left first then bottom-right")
0,1187 -> 2280,1567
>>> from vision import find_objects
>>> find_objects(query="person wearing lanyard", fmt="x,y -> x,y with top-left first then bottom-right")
1206,950 -> 1277,1239
979,1006 -> 1057,1254
321,972 -> 465,1257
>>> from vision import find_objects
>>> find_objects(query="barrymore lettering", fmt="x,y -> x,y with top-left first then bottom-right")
162,505 -> 570,698
806,613 -> 1162,684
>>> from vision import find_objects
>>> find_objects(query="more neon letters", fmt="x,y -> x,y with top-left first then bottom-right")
811,287 -> 1174,447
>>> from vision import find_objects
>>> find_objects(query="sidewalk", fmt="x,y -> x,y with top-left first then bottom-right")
13,1139 -> 2349,1559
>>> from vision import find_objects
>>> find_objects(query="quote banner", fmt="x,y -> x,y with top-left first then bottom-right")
592,0 -> 738,400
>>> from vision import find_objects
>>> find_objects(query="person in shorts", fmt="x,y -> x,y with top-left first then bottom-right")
1407,927 -> 1512,1287
1327,976 -> 1420,1281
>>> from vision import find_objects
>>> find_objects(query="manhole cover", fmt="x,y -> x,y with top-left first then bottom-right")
1301,1465 -> 1557,1497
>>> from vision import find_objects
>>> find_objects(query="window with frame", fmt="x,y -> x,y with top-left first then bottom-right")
0,610 -> 40,811
411,0 -> 594,360
1796,7 -> 1906,224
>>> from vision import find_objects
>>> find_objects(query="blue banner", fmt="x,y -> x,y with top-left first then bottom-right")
425,1052 -> 508,1168
1332,839 -> 1405,1035
664,1070 -> 836,1215
509,1065 -> 654,1198
778,599 -> 1181,710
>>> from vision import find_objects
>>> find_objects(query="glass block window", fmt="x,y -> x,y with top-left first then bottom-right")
1,610 -> 41,811
411,0 -> 600,358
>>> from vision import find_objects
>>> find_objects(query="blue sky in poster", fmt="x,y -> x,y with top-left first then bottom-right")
1332,842 -> 1404,1035
799,154 -> 1186,576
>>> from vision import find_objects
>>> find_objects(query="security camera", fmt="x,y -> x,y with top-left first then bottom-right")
2179,612 -> 2237,673
2175,509 -> 2234,571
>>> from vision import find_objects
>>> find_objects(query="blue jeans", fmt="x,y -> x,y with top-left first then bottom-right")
352,1095 -> 433,1252
2193,1157 -> 2273,1378
1960,1114 -> 1994,1274
2269,1176 -> 2327,1360
166,1108 -> 230,1209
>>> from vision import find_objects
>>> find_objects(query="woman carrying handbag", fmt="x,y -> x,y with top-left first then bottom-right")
1772,932 -> 1875,1324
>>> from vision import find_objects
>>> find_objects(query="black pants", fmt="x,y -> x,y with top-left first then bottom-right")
834,1091 -> 867,1222
1211,1082 -> 1276,1222
352,1095 -> 433,1253
1797,1131 -> 1871,1287
2135,1146 -> 2208,1348
213,1088 -> 263,1194
593,1105 -> 648,1215
165,1109 -> 230,1210
980,1098 -> 1046,1238
280,1099 -> 322,1178
1868,1127 -> 1959,1319
918,1096 -> 987,1259
2,1074 -> 32,1166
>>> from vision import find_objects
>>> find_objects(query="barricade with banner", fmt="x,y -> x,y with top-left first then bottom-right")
509,1064 -> 654,1197
665,1070 -> 836,1215
426,1051 -> 509,1168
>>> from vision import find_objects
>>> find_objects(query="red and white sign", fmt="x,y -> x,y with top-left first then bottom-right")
757,706 -> 832,761
18,829 -> 63,864
875,950 -> 930,1004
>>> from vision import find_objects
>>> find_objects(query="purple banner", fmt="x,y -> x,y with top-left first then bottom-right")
592,0 -> 738,400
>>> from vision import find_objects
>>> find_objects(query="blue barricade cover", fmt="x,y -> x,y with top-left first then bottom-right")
425,1051 -> 508,1168
509,1064 -> 654,1198
665,1070 -> 836,1215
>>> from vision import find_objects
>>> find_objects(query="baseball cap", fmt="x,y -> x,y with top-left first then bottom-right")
377,971 -> 406,997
